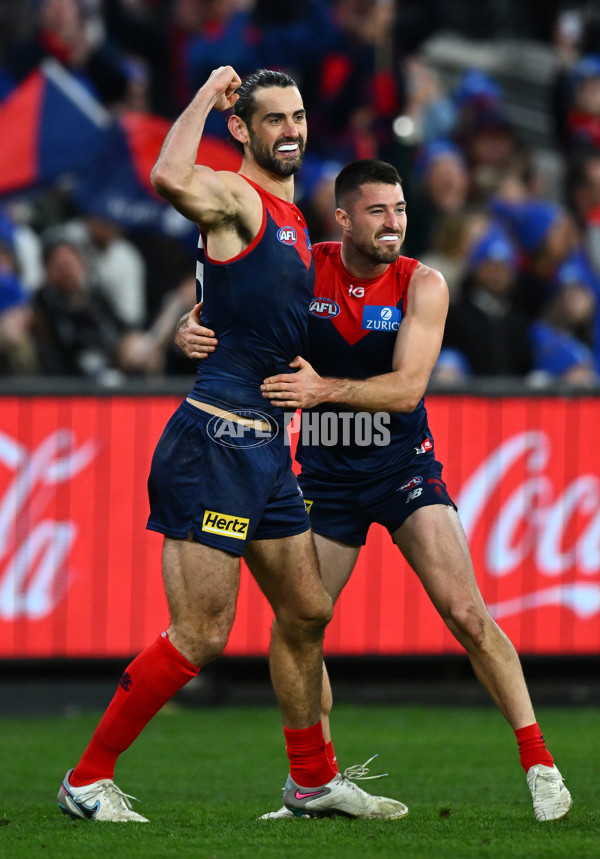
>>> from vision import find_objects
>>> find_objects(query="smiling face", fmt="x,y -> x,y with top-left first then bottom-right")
244,86 -> 307,177
337,182 -> 407,265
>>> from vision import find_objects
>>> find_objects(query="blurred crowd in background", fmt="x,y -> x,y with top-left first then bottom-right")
1,0 -> 600,388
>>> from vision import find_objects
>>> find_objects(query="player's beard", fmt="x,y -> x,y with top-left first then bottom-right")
247,130 -> 305,176
354,231 -> 404,265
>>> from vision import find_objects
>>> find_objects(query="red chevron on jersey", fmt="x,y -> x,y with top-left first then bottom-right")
311,243 -> 418,345
243,176 -> 313,270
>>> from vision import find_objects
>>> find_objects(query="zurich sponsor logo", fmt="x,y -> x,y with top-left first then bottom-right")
399,476 -> 422,491
362,305 -> 401,331
277,226 -> 297,245
309,297 -> 340,318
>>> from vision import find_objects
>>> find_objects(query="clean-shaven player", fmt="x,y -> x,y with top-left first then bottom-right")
178,159 -> 572,822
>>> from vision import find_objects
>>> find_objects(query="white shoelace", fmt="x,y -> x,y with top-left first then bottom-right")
78,781 -> 140,811
342,754 -> 388,781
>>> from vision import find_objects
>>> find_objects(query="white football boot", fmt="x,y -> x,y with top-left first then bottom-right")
57,769 -> 149,822
526,764 -> 572,821
259,754 -> 389,821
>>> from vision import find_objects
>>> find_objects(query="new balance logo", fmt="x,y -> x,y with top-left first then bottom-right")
202,510 -> 249,540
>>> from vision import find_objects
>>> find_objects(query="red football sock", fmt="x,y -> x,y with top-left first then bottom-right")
515,722 -> 554,772
325,740 -> 339,773
70,632 -> 198,786
284,722 -> 337,787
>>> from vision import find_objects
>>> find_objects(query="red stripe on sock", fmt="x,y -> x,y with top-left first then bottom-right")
70,633 -> 198,786
284,722 -> 337,787
515,722 -> 554,772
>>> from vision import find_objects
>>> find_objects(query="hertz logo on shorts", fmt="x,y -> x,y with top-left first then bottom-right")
202,510 -> 249,540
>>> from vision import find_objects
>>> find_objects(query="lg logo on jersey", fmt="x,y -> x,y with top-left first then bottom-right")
348,285 -> 364,298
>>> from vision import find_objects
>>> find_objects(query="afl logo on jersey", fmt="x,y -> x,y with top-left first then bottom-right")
309,297 -> 340,318
277,226 -> 297,245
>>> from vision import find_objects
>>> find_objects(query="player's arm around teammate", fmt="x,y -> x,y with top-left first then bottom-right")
260,262 -> 448,412
259,256 -> 570,816
259,250 -> 543,733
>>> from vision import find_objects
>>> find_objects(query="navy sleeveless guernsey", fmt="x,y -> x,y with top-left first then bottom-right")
146,176 -> 314,553
189,175 -> 314,422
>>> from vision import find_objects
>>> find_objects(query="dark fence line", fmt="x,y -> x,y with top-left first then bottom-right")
0,376 -> 599,398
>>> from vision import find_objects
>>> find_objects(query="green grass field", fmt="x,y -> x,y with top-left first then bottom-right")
1,703 -> 597,858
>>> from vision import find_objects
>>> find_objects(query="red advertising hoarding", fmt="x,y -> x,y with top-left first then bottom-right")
1,394 -> 599,659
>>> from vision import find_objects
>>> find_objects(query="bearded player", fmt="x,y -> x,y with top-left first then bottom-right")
57,70 -> 407,823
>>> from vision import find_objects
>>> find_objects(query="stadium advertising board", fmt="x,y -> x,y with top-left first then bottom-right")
1,394 -> 599,658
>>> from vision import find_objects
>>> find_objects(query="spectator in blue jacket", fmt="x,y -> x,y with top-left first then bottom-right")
530,252 -> 599,386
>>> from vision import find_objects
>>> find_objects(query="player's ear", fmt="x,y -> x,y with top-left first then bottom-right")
335,207 -> 351,232
228,114 -> 249,147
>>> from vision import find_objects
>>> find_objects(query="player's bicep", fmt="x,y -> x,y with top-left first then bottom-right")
392,269 -> 449,386
155,166 -> 239,228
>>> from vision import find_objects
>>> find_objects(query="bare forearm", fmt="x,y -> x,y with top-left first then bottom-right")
151,88 -> 216,192
322,372 -> 422,413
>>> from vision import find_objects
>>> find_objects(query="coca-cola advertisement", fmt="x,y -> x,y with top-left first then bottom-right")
1,394 -> 599,659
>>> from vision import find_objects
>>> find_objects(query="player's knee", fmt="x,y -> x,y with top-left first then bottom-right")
277,592 -> 332,640
446,601 -> 488,651
310,591 -> 333,630
170,617 -> 231,665
299,598 -> 333,637
199,627 -> 231,662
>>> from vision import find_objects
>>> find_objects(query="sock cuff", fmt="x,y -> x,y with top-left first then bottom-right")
283,722 -> 324,743
515,722 -> 542,743
515,721 -> 554,771
156,631 -> 199,677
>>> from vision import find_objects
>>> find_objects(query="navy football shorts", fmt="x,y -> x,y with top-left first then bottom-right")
147,400 -> 310,556
298,459 -> 455,546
